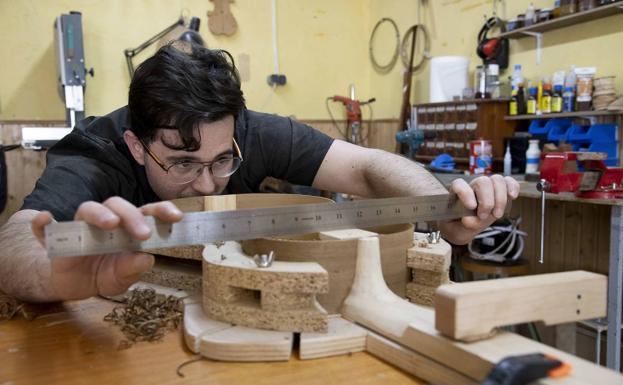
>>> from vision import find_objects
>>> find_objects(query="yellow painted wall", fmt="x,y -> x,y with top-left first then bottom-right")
1,0 -> 622,122
0,0 -> 370,121
370,0 -> 623,115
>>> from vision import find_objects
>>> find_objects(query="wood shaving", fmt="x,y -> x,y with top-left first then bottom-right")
0,294 -> 35,321
103,288 -> 183,349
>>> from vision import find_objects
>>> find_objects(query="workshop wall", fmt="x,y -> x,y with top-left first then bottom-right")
369,0 -> 623,114
1,0 -> 622,122
0,0 -> 371,121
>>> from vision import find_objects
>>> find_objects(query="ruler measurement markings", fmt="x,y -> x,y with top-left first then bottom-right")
46,194 -> 476,258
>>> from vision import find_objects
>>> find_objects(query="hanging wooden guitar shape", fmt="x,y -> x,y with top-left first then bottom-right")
208,0 -> 238,36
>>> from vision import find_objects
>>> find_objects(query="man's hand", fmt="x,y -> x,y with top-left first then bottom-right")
31,198 -> 183,301
439,175 -> 520,245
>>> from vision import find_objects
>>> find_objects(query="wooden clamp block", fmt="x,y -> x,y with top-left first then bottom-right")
406,233 -> 451,306
203,241 -> 329,333
435,270 -> 607,341
341,237 -> 623,384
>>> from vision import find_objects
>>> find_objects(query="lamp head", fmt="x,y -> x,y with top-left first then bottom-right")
179,17 -> 205,47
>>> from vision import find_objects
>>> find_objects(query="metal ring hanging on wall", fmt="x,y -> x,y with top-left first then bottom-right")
369,17 -> 400,73
400,24 -> 430,71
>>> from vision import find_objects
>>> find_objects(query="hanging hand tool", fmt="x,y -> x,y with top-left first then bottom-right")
327,84 -> 376,145
396,25 -> 418,154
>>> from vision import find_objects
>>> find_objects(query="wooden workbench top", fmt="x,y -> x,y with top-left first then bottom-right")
0,297 -> 422,385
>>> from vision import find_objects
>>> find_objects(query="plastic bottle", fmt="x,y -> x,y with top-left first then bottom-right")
525,139 -> 541,175
564,65 -> 577,89
563,86 -> 575,112
527,87 -> 538,114
511,64 -> 524,93
504,144 -> 512,176
537,79 -> 544,114
541,84 -> 552,114
517,85 -> 527,115
509,94 -> 518,116
552,85 -> 563,113
525,3 -> 537,26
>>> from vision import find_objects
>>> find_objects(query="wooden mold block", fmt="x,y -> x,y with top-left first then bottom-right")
406,233 -> 451,306
242,223 -> 413,313
407,233 -> 452,273
202,241 -> 329,333
435,271 -> 607,341
406,282 -> 436,307
341,237 -> 623,385
299,315 -> 367,360
140,255 -> 202,294
184,298 -> 293,362
411,269 -> 450,287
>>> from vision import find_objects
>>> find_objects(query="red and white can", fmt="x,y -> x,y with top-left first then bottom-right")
469,139 -> 492,175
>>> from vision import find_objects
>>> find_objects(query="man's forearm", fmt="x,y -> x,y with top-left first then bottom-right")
361,149 -> 448,198
0,210 -> 57,302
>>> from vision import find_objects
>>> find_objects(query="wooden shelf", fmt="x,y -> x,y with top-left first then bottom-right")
505,110 -> 623,121
500,2 -> 623,39
414,99 -> 510,108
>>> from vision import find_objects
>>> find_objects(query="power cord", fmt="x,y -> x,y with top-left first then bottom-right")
468,216 -> 527,263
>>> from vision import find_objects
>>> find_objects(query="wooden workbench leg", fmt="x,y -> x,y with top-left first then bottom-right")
607,206 -> 623,370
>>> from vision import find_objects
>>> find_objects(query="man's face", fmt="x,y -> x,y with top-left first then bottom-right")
138,116 -> 236,200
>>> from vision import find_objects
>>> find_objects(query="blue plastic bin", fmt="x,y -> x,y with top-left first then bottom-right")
528,119 -> 549,136
546,119 -> 573,143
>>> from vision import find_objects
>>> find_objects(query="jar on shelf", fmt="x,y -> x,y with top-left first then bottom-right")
560,0 -> 578,15
578,0 -> 598,11
538,8 -> 554,22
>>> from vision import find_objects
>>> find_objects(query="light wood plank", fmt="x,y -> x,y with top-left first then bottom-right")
299,316 -> 367,360
366,331 -> 475,385
184,299 -> 293,362
435,271 -> 607,341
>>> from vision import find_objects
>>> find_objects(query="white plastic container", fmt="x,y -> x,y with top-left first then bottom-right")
525,139 -> 541,175
504,144 -> 512,176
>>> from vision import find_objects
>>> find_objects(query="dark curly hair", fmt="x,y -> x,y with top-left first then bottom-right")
128,42 -> 245,151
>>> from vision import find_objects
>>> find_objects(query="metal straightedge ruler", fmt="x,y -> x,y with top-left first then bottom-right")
45,194 -> 476,258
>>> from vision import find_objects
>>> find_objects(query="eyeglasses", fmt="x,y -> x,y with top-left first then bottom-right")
140,138 -> 243,185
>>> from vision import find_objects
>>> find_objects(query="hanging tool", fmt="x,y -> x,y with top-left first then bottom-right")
395,129 -> 435,159
396,24 -> 430,154
54,11 -> 95,129
536,151 -> 623,263
327,85 -> 375,145
44,193 -> 507,258
396,25 -> 418,154
369,17 -> 400,73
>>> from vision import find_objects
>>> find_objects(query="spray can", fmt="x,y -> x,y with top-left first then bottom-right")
469,139 -> 493,175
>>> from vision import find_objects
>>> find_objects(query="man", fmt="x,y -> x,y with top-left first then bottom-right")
0,43 -> 519,302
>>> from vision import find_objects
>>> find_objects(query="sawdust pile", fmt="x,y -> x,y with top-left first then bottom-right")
103,288 -> 183,349
0,294 -> 35,321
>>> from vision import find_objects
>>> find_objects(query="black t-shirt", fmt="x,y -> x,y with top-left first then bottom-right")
21,107 -> 334,221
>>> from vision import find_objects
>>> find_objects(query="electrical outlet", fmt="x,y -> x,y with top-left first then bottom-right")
267,74 -> 287,86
